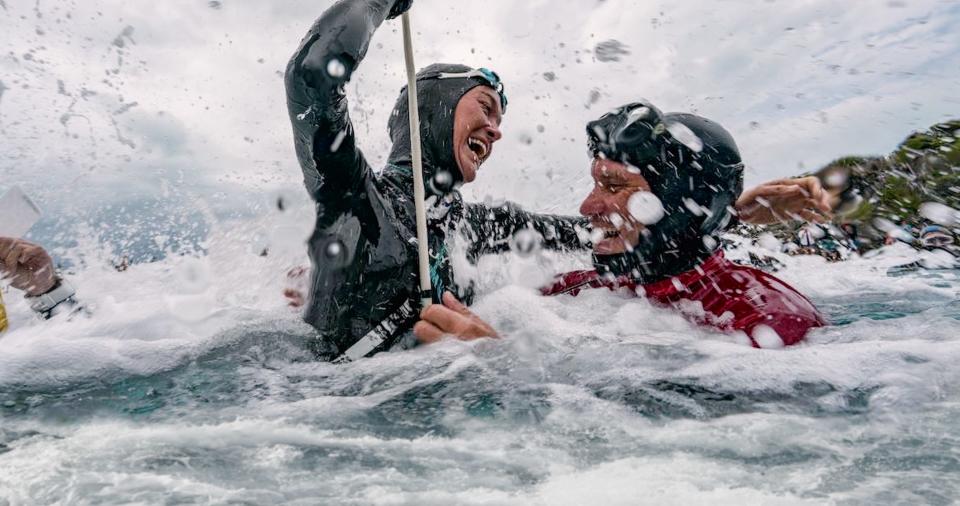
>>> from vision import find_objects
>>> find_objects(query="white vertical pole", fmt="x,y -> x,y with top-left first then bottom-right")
401,12 -> 433,309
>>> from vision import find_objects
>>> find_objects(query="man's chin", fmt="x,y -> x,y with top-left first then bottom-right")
592,238 -> 627,255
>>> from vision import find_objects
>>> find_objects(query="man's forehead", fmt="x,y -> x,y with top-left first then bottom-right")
592,159 -> 631,178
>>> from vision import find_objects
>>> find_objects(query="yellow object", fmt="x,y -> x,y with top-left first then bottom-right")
0,291 -> 7,334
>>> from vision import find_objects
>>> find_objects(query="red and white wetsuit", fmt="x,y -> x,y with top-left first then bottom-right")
540,251 -> 825,347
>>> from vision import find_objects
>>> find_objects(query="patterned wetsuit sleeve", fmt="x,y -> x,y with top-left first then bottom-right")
462,201 -> 590,261
284,0 -> 399,200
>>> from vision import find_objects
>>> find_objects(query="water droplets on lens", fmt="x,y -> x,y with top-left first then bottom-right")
627,191 -> 665,225
510,229 -> 542,258
666,121 -> 703,153
325,240 -> 343,258
326,58 -> 346,79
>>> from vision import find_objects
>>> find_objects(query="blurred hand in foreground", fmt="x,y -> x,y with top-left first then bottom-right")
736,176 -> 834,225
0,237 -> 57,296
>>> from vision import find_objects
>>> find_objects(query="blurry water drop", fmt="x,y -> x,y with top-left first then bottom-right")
326,241 -> 343,258
594,39 -> 630,62
586,89 -> 602,108
682,197 -> 705,216
666,121 -> 703,152
330,130 -> 347,152
326,58 -> 346,79
703,235 -> 718,250
542,72 -> 556,82
824,170 -> 848,188
176,257 -> 211,295
510,229 -> 543,258
627,191 -> 665,225
608,213 -> 624,228
919,202 -> 959,226
429,170 -> 454,193
752,324 -> 785,349
758,233 -> 782,252
589,227 -> 606,245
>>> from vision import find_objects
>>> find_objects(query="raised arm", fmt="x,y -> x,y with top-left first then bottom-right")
284,0 -> 411,199
461,201 -> 590,261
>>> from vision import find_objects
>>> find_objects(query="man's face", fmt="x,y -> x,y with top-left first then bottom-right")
579,157 -> 653,255
453,86 -> 503,183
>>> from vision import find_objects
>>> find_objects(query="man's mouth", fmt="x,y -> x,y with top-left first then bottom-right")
467,136 -> 490,166
591,223 -> 623,241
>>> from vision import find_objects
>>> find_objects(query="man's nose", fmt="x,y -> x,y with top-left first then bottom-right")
579,188 -> 606,217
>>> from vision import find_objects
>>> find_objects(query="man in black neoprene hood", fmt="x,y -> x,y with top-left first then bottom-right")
285,0 -> 834,360
285,0 -> 586,360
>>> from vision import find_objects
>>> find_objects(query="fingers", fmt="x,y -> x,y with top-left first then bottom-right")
418,294 -> 499,342
19,243 -> 51,270
751,184 -> 803,198
0,237 -> 14,262
795,177 -> 832,212
442,291 -> 471,315
3,242 -> 24,274
283,289 -> 305,308
414,320 -> 445,344
796,209 -> 830,223
420,303 -> 469,335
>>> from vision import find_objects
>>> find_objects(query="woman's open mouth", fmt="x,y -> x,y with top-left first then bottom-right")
467,136 -> 490,165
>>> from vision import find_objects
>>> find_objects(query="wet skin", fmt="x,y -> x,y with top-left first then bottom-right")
452,87 -> 503,183
579,157 -> 653,255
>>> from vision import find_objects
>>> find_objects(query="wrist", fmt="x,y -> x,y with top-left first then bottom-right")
25,278 -> 77,316
25,277 -> 58,298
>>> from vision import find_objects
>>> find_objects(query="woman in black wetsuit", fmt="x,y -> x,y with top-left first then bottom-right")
285,0 -> 587,360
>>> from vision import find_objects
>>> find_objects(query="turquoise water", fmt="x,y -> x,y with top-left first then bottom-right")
2,248 -> 959,505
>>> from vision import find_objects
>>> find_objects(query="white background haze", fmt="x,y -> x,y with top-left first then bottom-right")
1,0 -> 958,218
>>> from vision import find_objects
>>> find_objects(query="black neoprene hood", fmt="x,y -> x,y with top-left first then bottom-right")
586,101 -> 745,282
386,63 -> 505,190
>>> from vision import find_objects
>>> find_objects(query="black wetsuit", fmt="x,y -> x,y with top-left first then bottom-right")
284,0 -> 587,359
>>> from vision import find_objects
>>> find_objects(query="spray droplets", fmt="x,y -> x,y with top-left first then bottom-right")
429,170 -> 454,194
627,191 -> 665,225
666,121 -> 703,153
326,58 -> 347,79
702,235 -> 718,250
511,229 -> 543,258
325,240 -> 344,258
594,39 -> 630,62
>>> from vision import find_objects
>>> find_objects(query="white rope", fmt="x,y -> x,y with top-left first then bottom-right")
401,11 -> 433,309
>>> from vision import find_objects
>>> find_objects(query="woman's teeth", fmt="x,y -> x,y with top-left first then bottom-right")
468,137 -> 488,164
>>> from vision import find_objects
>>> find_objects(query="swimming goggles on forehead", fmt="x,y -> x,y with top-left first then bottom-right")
433,67 -> 508,113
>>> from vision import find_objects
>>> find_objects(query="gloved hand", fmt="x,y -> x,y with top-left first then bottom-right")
387,0 -> 413,19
